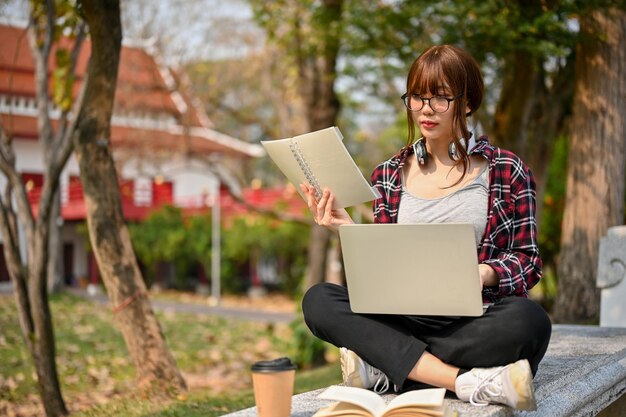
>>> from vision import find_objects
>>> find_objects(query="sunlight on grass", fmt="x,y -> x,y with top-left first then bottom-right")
0,292 -> 340,416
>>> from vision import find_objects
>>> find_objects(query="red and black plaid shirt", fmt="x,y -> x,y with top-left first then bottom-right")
370,136 -> 542,302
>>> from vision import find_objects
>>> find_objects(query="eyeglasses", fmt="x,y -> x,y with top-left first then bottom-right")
401,93 -> 463,113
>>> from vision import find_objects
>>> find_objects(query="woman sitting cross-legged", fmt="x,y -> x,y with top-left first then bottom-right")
300,44 -> 551,410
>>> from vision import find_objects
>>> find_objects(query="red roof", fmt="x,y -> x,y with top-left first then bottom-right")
0,113 -> 261,155
1,24 -> 177,117
0,23 -> 263,158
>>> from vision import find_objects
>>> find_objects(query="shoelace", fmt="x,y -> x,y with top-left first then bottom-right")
368,367 -> 390,394
469,366 -> 507,407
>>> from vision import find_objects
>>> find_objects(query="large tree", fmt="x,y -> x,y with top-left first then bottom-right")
553,7 -> 626,323
72,0 -> 187,393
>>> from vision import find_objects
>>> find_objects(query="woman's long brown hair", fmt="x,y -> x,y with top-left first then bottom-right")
404,45 -> 484,185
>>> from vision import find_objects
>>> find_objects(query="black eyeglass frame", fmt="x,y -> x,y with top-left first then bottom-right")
401,92 -> 464,113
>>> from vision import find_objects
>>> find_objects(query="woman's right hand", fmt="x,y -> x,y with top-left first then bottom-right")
300,184 -> 354,231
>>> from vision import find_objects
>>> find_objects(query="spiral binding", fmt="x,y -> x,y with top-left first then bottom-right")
289,139 -> 322,199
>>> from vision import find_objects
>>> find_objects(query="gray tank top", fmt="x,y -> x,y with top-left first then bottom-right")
398,167 -> 489,245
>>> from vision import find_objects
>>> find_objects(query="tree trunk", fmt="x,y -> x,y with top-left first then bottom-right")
74,0 -> 186,393
491,49 -> 540,157
488,0 -> 576,227
525,56 -> 576,226
0,203 -> 70,417
2,240 -> 68,417
47,190 -> 64,293
490,0 -> 579,226
553,8 -> 626,323
490,49 -> 560,227
28,237 -> 67,417
305,225 -> 332,289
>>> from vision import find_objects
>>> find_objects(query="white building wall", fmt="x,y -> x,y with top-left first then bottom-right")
120,156 -> 219,207
13,139 -> 44,172
11,137 -> 81,175
170,170 -> 217,207
7,137 -> 220,212
11,138 -> 82,204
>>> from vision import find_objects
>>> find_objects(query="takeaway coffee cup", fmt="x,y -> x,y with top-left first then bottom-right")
251,357 -> 297,417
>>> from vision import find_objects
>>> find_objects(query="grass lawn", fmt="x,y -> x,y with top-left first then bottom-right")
0,291 -> 341,416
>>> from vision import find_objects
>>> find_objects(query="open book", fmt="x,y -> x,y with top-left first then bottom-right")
313,386 -> 457,417
260,127 -> 381,209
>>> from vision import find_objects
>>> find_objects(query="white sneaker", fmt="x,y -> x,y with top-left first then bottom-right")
340,347 -> 390,393
455,359 -> 536,410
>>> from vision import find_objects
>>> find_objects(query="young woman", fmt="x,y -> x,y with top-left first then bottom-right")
299,45 -> 551,410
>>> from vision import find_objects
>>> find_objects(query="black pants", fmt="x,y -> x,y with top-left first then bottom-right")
302,283 -> 552,390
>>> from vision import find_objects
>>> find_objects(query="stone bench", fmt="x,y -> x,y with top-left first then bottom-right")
224,324 -> 626,417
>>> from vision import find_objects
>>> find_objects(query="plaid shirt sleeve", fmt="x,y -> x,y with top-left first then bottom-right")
371,150 -> 405,224
480,149 -> 542,300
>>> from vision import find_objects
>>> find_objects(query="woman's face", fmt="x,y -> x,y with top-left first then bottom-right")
410,85 -> 461,143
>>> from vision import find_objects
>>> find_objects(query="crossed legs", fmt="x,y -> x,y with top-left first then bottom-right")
302,283 -> 552,391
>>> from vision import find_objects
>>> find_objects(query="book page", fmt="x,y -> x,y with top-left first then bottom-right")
312,401 -> 373,417
385,388 -> 445,411
383,402 -> 456,417
383,410 -> 443,417
318,386 -> 387,417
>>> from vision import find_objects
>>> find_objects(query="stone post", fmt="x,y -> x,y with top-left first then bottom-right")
597,225 -> 626,327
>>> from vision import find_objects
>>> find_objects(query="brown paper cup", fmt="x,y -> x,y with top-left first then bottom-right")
251,357 -> 297,417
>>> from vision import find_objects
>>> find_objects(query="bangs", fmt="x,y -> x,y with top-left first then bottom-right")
407,56 -> 450,96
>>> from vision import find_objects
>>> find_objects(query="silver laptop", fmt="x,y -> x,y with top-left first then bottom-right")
338,223 -> 484,316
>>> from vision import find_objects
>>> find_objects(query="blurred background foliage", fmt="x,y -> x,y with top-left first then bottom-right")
127,206 -> 310,297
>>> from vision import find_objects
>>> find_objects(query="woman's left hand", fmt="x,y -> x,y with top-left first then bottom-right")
478,264 -> 498,289
300,184 -> 354,231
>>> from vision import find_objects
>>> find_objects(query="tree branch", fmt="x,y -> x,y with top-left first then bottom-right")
0,123 -> 15,166
0,127 -> 15,219
54,21 -> 87,145
203,94 -> 281,139
0,183 -> 21,266
0,125 -> 35,239
3,182 -> 19,255
0,192 -> 34,351
43,0 -> 55,58
27,1 -> 55,147
0,177 -> 34,348
39,71 -> 89,228
38,19 -> 87,229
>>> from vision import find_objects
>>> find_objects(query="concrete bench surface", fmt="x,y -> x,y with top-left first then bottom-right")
223,324 -> 626,417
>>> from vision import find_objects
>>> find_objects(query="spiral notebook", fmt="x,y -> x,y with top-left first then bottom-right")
260,127 -> 381,209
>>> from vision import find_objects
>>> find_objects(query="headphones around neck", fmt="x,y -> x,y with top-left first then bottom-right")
412,135 -> 471,166
413,138 -> 429,165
